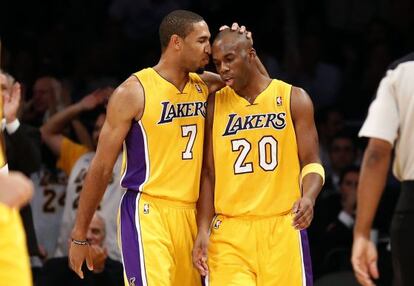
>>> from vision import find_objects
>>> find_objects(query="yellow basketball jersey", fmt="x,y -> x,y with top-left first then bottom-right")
0,203 -> 32,286
0,90 -> 6,168
213,80 -> 301,217
121,68 -> 208,204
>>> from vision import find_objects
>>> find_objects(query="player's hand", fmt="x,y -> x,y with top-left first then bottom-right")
0,172 -> 33,209
351,235 -> 378,286
291,196 -> 314,230
90,245 -> 108,273
69,238 -> 93,279
219,22 -> 253,43
192,231 -> 209,276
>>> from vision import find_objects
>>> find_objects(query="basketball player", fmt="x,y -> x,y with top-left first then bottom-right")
0,83 -> 33,285
192,29 -> 324,285
352,52 -> 414,286
68,10 -> 263,285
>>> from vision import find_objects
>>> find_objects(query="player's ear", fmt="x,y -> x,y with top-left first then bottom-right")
170,34 -> 183,51
248,47 -> 257,61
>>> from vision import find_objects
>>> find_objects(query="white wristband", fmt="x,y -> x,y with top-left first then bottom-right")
6,119 -> 20,134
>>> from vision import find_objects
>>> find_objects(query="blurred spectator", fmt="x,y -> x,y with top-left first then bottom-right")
318,166 -> 359,273
290,32 -> 343,109
40,89 -> 123,262
38,212 -> 124,286
315,106 -> 345,170
31,164 -> 68,260
324,131 -> 358,196
22,76 -> 70,127
1,70 -> 42,173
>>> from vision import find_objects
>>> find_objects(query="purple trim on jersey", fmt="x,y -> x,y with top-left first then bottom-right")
121,121 -> 147,191
120,191 -> 144,286
300,230 -> 313,286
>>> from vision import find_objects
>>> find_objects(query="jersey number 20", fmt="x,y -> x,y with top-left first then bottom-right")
231,136 -> 278,174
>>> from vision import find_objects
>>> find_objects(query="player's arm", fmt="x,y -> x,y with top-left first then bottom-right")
193,93 -> 216,276
0,172 -> 33,209
69,76 -> 143,278
199,71 -> 224,95
197,93 -> 216,234
255,55 -> 269,77
290,87 -> 323,229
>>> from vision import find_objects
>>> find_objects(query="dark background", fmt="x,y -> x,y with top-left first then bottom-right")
1,0 -> 413,121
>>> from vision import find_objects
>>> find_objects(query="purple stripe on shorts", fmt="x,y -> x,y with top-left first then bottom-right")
121,190 -> 144,286
121,121 -> 147,191
300,229 -> 313,286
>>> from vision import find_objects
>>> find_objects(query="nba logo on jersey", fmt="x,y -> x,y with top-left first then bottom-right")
214,219 -> 222,229
195,84 -> 202,93
129,277 -> 136,286
143,203 -> 150,214
276,96 -> 283,106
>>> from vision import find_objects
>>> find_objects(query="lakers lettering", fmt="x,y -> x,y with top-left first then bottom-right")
158,101 -> 207,124
223,112 -> 287,136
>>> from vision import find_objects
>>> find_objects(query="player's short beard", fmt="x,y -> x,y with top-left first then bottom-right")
195,67 -> 205,74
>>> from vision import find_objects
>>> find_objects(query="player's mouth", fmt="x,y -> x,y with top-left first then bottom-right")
223,77 -> 234,86
202,57 -> 209,65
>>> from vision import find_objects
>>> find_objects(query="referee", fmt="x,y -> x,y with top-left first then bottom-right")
352,52 -> 414,286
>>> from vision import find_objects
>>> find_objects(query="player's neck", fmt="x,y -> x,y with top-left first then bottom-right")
237,74 -> 272,103
154,57 -> 190,92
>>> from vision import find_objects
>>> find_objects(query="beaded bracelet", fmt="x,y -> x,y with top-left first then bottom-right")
71,238 -> 89,246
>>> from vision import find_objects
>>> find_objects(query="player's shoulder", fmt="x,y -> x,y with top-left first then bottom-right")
214,85 -> 232,97
189,72 -> 210,94
109,75 -> 144,112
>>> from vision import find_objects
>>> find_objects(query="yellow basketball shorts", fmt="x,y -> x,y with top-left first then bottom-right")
119,190 -> 201,286
205,214 -> 313,286
0,203 -> 32,286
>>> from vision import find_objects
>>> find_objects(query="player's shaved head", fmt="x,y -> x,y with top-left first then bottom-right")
213,29 -> 253,53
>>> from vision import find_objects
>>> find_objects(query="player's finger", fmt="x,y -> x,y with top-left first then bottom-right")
192,248 -> 203,265
291,200 -> 300,214
246,31 -> 252,39
353,261 -> 374,286
201,257 -> 209,276
231,22 -> 239,30
71,258 -> 84,279
293,215 -> 307,230
86,247 -> 94,271
369,260 -> 379,279
219,25 -> 230,31
293,209 -> 312,229
356,273 -> 376,286
239,25 -> 246,33
195,259 -> 208,276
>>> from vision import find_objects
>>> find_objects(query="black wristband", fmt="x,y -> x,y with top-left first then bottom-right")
71,238 -> 89,246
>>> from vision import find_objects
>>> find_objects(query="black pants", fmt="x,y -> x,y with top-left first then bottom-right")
390,181 -> 414,286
